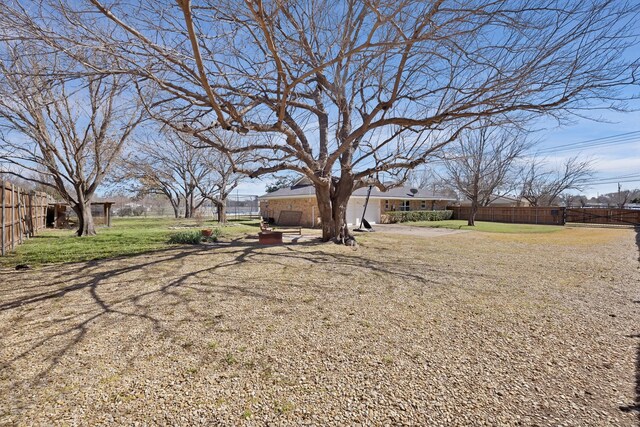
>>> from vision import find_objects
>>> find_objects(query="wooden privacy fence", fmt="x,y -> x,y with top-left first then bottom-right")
1,181 -> 49,256
565,207 -> 640,226
451,206 -> 640,227
450,206 -> 565,225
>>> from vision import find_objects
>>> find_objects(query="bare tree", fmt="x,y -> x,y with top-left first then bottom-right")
120,130 -> 245,221
627,189 -> 640,205
559,193 -> 588,208
408,167 -> 458,202
121,134 -> 206,218
119,158 -> 184,219
613,188 -> 630,209
194,155 -> 244,224
444,125 -> 529,225
188,131 -> 249,223
593,187 -> 640,208
611,184 -> 640,208
0,43 -> 143,236
0,168 -> 60,198
6,0 -> 638,241
520,156 -> 594,207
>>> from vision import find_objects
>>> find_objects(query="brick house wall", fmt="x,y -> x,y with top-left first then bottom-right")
260,196 -> 453,228
259,197 -> 320,227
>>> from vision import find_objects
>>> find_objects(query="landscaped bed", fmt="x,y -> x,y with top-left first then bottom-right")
0,226 -> 638,426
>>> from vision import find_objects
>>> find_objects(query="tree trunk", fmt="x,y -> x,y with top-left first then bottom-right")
73,202 -> 96,236
332,179 -> 353,243
315,184 -> 335,242
169,196 -> 180,218
216,201 -> 226,224
468,199 -> 478,226
314,177 -> 354,243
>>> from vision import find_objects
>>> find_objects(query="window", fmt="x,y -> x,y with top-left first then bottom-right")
400,200 -> 410,211
384,200 -> 390,210
420,200 -> 427,209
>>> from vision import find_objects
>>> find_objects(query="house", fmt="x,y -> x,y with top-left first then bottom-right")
259,178 -> 457,227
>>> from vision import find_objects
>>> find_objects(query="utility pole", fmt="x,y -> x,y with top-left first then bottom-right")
617,182 -> 622,208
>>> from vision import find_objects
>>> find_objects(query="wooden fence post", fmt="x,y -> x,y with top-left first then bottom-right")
10,183 -> 15,250
1,181 -> 5,256
18,190 -> 23,244
28,192 -> 33,237
28,193 -> 33,234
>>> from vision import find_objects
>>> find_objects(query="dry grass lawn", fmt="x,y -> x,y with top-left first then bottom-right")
1,227 -> 639,426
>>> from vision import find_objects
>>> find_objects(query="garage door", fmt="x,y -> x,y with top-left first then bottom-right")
346,198 -> 380,226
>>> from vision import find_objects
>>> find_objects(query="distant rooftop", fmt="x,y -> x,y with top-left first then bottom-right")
260,183 -> 456,201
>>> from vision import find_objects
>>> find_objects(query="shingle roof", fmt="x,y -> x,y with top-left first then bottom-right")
260,184 -> 456,201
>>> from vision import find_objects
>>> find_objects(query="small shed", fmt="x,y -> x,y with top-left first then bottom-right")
47,198 -> 115,228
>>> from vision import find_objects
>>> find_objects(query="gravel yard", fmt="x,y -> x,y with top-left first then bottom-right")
371,223 -> 467,238
1,227 -> 639,426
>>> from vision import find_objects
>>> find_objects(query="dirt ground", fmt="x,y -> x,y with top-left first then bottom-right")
1,227 -> 639,426
373,223 -> 466,238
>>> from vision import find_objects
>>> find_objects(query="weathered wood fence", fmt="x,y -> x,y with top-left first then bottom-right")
451,206 -> 640,227
564,207 -> 640,226
450,206 -> 564,225
1,181 -> 49,256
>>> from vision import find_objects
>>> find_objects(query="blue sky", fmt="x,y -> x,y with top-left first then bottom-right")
234,104 -> 640,199
534,109 -> 640,197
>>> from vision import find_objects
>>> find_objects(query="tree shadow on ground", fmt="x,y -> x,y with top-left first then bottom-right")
635,227 -> 640,424
620,227 -> 640,424
225,218 -> 261,226
0,237 -> 455,388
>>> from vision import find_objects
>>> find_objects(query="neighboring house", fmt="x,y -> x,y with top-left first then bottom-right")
259,178 -> 457,227
458,194 -> 529,207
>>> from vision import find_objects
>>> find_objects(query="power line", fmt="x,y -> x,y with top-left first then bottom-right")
591,172 -> 640,180
535,138 -> 640,155
585,178 -> 640,186
540,130 -> 640,150
534,131 -> 640,155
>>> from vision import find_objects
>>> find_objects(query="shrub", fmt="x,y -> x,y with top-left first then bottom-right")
168,230 -> 202,244
118,206 -> 133,217
383,210 -> 453,223
210,227 -> 223,242
203,227 -> 223,242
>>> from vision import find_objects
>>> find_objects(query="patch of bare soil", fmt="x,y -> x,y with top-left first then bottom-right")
1,227 -> 638,426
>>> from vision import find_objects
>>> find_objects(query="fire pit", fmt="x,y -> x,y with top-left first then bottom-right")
258,231 -> 283,245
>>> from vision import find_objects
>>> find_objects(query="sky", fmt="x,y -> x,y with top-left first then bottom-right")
236,25 -> 640,199
531,34 -> 640,200
534,110 -> 640,198
226,9 -> 640,200
233,104 -> 640,199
